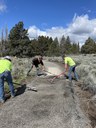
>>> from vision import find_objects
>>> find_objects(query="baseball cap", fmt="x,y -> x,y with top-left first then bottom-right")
4,56 -> 11,61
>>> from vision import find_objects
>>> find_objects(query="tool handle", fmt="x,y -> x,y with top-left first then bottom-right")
50,72 -> 65,83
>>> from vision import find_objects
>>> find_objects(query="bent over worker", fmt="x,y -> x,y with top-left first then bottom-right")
27,55 -> 45,76
0,56 -> 15,103
63,55 -> 79,81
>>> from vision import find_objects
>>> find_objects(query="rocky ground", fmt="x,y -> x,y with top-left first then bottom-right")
0,60 -> 96,128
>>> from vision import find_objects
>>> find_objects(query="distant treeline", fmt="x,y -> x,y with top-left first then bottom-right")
0,21 -> 96,57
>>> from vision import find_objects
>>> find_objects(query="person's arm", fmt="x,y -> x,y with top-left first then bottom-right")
42,65 -> 45,71
9,62 -> 12,72
64,57 -> 68,72
64,64 -> 68,72
40,60 -> 45,71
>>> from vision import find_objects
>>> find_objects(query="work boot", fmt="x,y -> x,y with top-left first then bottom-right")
11,93 -> 16,98
11,95 -> 15,98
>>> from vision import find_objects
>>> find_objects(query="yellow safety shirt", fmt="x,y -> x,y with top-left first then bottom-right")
0,59 -> 12,74
64,57 -> 76,66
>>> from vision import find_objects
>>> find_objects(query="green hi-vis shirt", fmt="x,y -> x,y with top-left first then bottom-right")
64,57 -> 76,66
0,59 -> 12,74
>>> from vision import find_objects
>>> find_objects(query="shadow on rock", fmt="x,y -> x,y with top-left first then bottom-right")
5,84 -> 26,101
15,84 -> 26,96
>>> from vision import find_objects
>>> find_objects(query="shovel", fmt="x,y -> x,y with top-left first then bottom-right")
49,71 -> 65,83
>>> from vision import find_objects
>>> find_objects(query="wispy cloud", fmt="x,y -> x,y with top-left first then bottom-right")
0,0 -> 7,13
87,10 -> 91,13
28,14 -> 96,46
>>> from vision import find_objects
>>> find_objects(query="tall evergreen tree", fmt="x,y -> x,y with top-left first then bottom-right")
60,35 -> 66,55
65,36 -> 72,54
48,37 -> 60,56
8,21 -> 30,57
81,37 -> 96,54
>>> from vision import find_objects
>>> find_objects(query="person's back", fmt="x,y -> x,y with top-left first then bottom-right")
0,59 -> 12,74
32,57 -> 40,67
32,56 -> 44,68
64,57 -> 76,66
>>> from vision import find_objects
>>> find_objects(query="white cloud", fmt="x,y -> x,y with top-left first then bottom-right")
28,26 -> 46,39
69,14 -> 93,34
28,14 -> 96,46
0,1 -> 7,12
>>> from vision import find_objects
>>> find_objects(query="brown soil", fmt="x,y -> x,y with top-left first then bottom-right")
74,83 -> 96,128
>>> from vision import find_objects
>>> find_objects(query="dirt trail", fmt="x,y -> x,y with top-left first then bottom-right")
0,61 -> 95,128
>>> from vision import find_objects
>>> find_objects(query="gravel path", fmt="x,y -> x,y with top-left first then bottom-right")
0,61 -> 92,128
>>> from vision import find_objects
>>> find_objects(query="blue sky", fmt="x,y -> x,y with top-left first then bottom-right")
0,0 -> 96,45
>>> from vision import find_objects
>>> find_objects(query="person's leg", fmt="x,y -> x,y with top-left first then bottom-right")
0,74 -> 5,102
5,71 -> 15,97
36,66 -> 40,76
68,66 -> 73,81
73,66 -> 79,81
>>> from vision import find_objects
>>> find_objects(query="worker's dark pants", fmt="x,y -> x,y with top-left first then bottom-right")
36,67 -> 40,75
0,71 -> 15,100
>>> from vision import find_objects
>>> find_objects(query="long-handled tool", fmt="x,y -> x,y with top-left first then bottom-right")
44,70 -> 56,75
49,71 -> 65,83
27,66 -> 33,76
